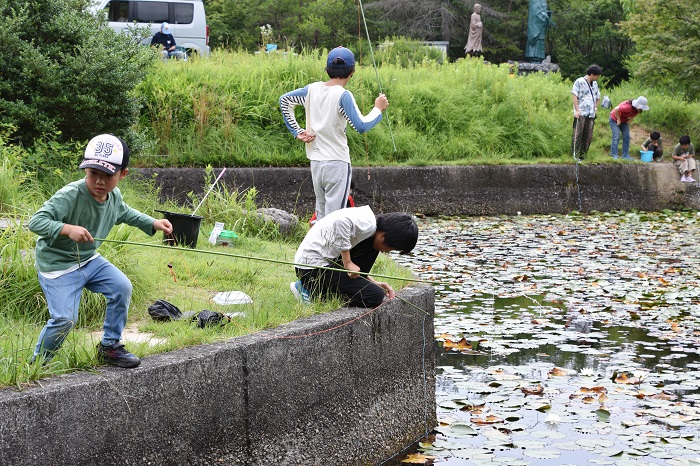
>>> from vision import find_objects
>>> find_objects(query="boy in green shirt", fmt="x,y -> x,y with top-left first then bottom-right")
28,134 -> 173,367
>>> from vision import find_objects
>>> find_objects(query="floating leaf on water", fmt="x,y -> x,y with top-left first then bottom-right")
451,448 -> 493,460
552,441 -> 583,451
521,384 -> 544,395
400,453 -> 437,464
471,415 -> 504,425
449,424 -> 478,436
596,409 -> 611,422
523,449 -> 561,459
621,419 -> 649,427
438,400 -> 463,410
596,447 -> 625,457
665,459 -> 700,466
443,337 -> 472,351
549,367 -> 570,377
489,456 -> 530,465
534,403 -> 552,413
577,438 -> 615,450
581,386 -> 608,394
530,430 -> 567,439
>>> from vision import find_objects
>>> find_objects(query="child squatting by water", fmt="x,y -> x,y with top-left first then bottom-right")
28,134 -> 173,368
291,206 -> 418,308
672,135 -> 696,183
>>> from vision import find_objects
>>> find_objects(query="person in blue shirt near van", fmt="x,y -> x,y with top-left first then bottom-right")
151,22 -> 185,60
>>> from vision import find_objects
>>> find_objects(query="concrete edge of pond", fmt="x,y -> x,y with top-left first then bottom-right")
134,164 -> 700,217
0,285 -> 436,466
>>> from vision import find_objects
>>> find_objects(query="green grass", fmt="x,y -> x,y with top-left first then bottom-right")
134,49 -> 700,168
0,164 -> 414,389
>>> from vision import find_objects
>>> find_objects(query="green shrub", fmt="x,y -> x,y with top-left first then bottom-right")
0,0 -> 156,147
375,37 -> 446,68
0,132 -> 25,214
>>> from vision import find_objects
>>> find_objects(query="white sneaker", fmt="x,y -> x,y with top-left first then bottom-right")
681,175 -> 689,182
290,280 -> 311,304
688,176 -> 696,182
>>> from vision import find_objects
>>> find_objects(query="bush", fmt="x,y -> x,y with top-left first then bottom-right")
0,0 -> 156,147
375,37 -> 446,68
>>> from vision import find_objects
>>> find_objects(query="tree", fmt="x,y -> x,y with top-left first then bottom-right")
622,0 -> 700,100
365,0 -> 526,63
547,0 -> 632,85
0,0 -> 156,146
205,0 -> 362,52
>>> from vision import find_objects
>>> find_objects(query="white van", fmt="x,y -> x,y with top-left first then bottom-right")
93,0 -> 210,56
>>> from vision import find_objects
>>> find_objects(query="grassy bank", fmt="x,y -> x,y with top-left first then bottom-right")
135,49 -> 700,168
0,162 -> 413,389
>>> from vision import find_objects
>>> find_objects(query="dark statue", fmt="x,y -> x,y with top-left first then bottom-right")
525,0 -> 552,62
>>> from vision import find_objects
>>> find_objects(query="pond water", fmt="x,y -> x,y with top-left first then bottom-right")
389,211 -> 700,465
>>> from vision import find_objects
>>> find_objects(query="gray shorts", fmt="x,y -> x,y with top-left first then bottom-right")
310,160 -> 351,221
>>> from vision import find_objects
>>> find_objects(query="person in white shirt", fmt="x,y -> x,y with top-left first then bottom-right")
290,206 -> 418,308
280,47 -> 389,222
571,64 -> 602,160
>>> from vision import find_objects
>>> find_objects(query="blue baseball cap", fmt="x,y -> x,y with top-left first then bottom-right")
327,47 -> 355,69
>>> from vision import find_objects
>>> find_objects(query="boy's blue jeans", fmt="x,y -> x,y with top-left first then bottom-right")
34,255 -> 132,359
609,118 -> 631,158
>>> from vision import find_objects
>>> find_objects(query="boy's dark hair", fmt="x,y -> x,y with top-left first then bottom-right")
650,131 -> 660,141
116,136 -> 130,170
680,135 -> 691,145
376,213 -> 418,254
586,64 -> 603,76
326,65 -> 355,79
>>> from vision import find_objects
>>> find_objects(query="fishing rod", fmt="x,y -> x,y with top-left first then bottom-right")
95,237 -> 459,287
357,0 -> 397,152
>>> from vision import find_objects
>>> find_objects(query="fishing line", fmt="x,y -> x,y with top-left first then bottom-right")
94,237 -> 455,287
572,117 -> 583,212
401,235 -> 546,310
421,312 -> 430,437
261,298 -> 389,339
112,235 -> 436,332
356,2 -> 372,180
357,0 -> 397,152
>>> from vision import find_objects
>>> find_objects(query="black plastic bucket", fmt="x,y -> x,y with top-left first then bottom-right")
155,210 -> 203,248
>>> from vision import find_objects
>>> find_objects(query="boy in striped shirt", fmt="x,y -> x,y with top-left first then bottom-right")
280,46 -> 388,222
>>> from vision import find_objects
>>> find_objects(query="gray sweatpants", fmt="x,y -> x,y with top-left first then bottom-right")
310,160 -> 352,221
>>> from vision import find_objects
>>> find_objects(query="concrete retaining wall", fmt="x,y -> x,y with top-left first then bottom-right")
135,164 -> 694,217
0,286 -> 435,466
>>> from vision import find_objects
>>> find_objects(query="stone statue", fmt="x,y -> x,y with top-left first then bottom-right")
464,4 -> 483,55
525,0 -> 551,62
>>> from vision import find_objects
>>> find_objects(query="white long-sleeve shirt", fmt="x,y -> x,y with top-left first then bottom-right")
294,205 -> 376,269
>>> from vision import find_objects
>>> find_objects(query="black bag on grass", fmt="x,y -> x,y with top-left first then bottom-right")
148,299 -> 183,322
195,310 -> 229,328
